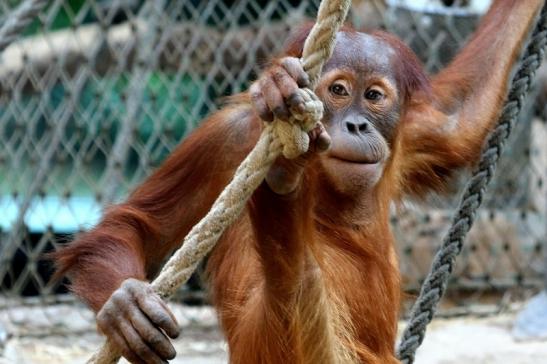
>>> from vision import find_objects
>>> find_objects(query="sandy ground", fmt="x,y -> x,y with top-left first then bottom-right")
0,304 -> 546,364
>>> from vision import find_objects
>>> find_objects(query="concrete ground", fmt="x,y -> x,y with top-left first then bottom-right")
414,314 -> 547,364
1,303 -> 546,363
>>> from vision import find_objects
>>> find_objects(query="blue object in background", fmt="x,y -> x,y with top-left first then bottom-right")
513,291 -> 547,341
0,195 -> 101,234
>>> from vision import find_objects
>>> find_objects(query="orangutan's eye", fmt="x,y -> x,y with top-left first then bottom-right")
365,89 -> 383,101
329,83 -> 349,96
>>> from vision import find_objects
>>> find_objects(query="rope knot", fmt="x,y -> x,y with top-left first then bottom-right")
272,87 -> 324,159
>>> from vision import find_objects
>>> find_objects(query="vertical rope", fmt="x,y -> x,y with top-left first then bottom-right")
86,0 -> 351,362
397,4 -> 547,363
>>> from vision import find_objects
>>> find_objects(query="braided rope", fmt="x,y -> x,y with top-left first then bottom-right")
87,0 -> 351,362
396,4 -> 547,364
0,0 -> 48,52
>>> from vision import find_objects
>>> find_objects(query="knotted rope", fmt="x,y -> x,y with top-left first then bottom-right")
87,0 -> 351,362
396,4 -> 547,363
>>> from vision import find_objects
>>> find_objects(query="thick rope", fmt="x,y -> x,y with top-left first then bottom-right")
396,4 -> 547,364
87,0 -> 351,362
0,0 -> 48,52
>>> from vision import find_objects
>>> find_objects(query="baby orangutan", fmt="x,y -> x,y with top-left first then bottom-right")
54,1 -> 544,362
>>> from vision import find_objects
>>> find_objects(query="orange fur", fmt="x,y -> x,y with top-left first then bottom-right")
52,1 -> 542,362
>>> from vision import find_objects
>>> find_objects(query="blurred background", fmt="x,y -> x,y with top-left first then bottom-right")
0,0 -> 546,363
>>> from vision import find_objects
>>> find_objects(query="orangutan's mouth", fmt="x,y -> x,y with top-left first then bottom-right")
329,155 -> 382,165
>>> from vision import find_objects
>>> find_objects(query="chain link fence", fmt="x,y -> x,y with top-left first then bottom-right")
0,0 -> 546,339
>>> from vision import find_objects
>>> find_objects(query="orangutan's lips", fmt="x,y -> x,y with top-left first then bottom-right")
330,155 -> 381,165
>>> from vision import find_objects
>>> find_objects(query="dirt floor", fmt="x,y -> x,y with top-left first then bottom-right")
1,303 -> 546,364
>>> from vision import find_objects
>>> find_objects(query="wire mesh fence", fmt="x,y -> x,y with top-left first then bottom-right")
0,0 -> 545,339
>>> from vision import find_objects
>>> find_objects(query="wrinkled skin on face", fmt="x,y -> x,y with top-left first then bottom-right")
251,32 -> 401,197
